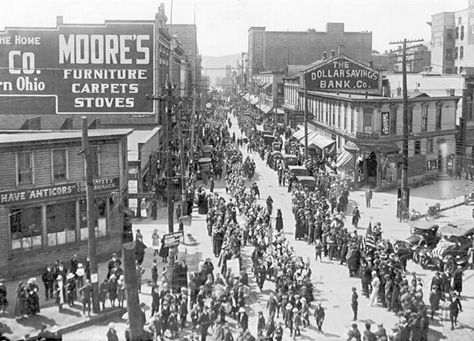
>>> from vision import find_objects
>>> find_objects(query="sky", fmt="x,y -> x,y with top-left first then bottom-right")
0,0 -> 469,57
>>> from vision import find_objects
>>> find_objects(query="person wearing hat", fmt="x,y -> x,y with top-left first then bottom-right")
107,253 -> 121,279
65,272 -> 76,307
449,291 -> 463,330
374,323 -> 387,340
238,307 -> 248,331
54,275 -> 65,311
293,308 -> 302,336
108,274 -> 118,308
347,323 -> 361,341
369,271 -> 380,307
314,303 -> 325,332
106,322 -> 119,341
41,265 -> 55,301
351,287 -> 358,321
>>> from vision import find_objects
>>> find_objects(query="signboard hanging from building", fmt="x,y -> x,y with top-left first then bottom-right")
303,56 -> 381,93
0,22 -> 155,114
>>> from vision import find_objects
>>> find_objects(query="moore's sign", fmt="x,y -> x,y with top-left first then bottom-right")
304,56 -> 380,91
0,22 -> 154,114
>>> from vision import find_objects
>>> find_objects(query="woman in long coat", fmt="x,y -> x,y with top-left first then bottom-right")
14,281 -> 27,318
108,275 -> 118,308
275,209 -> 284,232
159,235 -> 169,263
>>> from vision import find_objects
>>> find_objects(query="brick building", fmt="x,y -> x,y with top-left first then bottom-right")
0,129 -> 131,278
248,23 -> 372,80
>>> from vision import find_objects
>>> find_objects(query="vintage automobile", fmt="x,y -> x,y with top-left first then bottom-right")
196,157 -> 212,180
394,222 -> 440,263
421,220 -> 474,273
288,165 -> 310,177
283,154 -> 299,167
263,134 -> 276,145
295,175 -> 316,190
272,141 -> 282,152
201,145 -> 215,159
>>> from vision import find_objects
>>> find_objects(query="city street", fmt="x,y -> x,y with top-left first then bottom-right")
65,114 -> 474,340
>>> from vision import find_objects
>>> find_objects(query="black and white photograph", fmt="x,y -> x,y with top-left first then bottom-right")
0,0 -> 473,340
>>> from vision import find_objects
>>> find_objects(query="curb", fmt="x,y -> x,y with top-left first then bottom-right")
412,201 -> 465,221
58,307 -> 126,335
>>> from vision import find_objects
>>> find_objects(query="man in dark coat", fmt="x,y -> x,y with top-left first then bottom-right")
79,279 -> 93,317
352,207 -> 361,228
41,265 -> 55,300
351,287 -> 358,321
452,266 -> 463,295
314,303 -> 325,332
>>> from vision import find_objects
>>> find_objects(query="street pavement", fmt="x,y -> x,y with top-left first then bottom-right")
62,114 -> 474,340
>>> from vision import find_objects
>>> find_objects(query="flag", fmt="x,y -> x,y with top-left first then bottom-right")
364,234 -> 376,250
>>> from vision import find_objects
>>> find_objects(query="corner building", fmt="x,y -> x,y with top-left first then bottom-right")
0,129 -> 131,278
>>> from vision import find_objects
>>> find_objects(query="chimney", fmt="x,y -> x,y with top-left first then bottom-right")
322,51 -> 328,60
56,16 -> 63,25
338,44 -> 345,56
330,50 -> 336,58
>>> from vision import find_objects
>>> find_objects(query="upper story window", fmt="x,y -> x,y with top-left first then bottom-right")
421,105 -> 428,132
456,27 -> 460,39
407,106 -> 413,133
461,26 -> 465,40
455,47 -> 459,59
460,46 -> 464,59
52,149 -> 68,182
436,105 -> 442,131
414,140 -> 421,155
390,107 -> 397,135
17,152 -> 33,186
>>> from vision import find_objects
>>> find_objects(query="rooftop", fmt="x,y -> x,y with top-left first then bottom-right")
127,127 -> 162,161
0,129 -> 133,146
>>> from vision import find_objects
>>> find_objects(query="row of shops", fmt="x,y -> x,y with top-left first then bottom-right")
246,53 -> 461,191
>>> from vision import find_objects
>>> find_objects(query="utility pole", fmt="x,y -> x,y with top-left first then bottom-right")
122,241 -> 142,341
80,117 -> 99,314
303,84 -> 308,160
389,38 -> 424,214
177,104 -> 187,217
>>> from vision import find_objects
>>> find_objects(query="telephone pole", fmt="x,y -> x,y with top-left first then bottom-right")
303,83 -> 308,160
80,117 -> 99,314
389,38 -> 424,213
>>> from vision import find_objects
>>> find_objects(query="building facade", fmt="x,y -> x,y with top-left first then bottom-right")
248,23 -> 372,80
0,129 -> 131,278
285,55 -> 460,190
430,0 -> 474,75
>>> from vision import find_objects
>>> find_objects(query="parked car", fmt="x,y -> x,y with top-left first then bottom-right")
263,134 -> 276,145
288,165 -> 310,177
196,157 -> 212,180
295,175 -> 316,190
394,222 -> 440,264
422,220 -> 474,273
283,154 -> 299,167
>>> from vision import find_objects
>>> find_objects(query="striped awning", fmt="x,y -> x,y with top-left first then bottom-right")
336,150 -> 354,169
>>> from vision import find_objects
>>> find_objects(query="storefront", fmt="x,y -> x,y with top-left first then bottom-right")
0,130 -> 130,278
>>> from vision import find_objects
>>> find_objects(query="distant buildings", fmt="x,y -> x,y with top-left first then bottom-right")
429,0 -> 474,74
248,24 -> 373,80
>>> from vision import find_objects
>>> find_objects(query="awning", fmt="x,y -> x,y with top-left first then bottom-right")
263,83 -> 272,91
336,150 -> 354,169
250,96 -> 259,105
344,141 -> 359,153
292,129 -> 305,141
308,134 -> 335,149
260,105 -> 273,114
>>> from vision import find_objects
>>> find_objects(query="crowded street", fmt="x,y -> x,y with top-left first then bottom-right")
1,1 -> 474,341
64,108 -> 474,341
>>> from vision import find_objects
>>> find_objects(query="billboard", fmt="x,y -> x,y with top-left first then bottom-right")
304,56 -> 380,92
0,22 -> 154,114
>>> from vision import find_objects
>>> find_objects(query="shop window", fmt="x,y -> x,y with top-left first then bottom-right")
363,109 -> 373,132
79,197 -> 107,240
10,206 -> 42,251
421,105 -> 428,132
52,149 -> 68,182
414,140 -> 421,155
46,201 -> 76,246
436,105 -> 442,131
17,152 -> 33,186
427,139 -> 434,153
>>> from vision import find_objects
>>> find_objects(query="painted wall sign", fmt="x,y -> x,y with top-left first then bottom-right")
0,177 -> 119,205
381,112 -> 390,136
0,22 -> 154,114
304,56 -> 380,91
